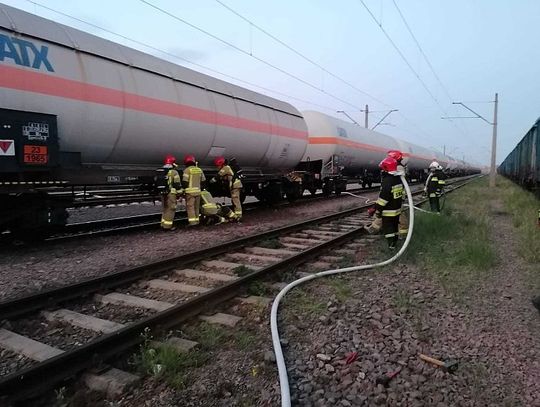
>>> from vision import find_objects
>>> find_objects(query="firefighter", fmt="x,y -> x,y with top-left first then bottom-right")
375,157 -> 404,249
425,161 -> 446,213
160,155 -> 181,231
214,156 -> 243,220
387,150 -> 409,238
199,189 -> 235,225
182,154 -> 206,226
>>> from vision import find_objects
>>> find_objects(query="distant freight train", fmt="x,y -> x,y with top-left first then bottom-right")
0,4 -> 479,236
498,118 -> 539,197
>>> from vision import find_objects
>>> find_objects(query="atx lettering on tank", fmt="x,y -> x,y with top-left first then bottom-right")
0,33 -> 54,72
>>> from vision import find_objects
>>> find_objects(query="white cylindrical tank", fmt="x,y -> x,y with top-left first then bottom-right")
0,4 -> 308,170
301,111 -> 400,172
301,111 -> 448,173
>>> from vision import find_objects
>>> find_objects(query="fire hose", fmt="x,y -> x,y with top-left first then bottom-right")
270,174 -> 414,407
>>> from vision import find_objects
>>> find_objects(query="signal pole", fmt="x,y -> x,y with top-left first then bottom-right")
489,93 -> 498,188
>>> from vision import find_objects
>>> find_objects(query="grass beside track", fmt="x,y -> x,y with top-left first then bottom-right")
498,177 -> 540,265
402,177 -> 497,300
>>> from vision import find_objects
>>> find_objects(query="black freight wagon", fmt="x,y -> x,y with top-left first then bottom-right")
498,118 -> 539,197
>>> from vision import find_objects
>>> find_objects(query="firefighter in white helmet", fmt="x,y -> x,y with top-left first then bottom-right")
424,161 -> 446,212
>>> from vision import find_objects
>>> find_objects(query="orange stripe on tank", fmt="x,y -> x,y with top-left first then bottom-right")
309,136 -> 444,163
0,65 -> 308,141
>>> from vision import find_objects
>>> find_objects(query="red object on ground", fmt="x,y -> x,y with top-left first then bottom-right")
345,352 -> 358,364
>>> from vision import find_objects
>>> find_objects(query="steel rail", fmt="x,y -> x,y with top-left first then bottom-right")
47,185 -> 382,241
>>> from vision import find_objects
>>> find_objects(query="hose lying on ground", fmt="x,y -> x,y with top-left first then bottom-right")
270,174 -> 414,407
341,191 -> 374,204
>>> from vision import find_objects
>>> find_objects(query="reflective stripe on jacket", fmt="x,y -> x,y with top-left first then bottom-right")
167,169 -> 181,194
183,165 -> 206,195
375,173 -> 404,216
200,190 -> 219,216
218,165 -> 242,189
426,169 -> 445,196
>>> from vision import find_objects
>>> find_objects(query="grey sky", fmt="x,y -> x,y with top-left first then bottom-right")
4,0 -> 540,165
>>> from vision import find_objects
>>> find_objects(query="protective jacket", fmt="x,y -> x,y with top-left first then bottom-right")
218,165 -> 242,190
425,169 -> 446,197
165,166 -> 181,194
182,164 -> 206,196
375,173 -> 404,217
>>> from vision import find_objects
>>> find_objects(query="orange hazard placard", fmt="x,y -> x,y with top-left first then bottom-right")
23,145 -> 48,164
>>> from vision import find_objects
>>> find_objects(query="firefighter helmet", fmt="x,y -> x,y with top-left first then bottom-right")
429,161 -> 440,170
379,157 -> 398,173
214,156 -> 226,167
387,150 -> 403,163
164,155 -> 176,165
184,154 -> 196,165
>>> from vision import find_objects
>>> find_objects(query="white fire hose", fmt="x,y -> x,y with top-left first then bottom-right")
270,174 -> 414,407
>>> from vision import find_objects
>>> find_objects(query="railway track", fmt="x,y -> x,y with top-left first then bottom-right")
46,184 -> 385,241
0,176 -> 478,403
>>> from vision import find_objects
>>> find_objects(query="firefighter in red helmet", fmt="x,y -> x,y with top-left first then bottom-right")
182,154 -> 206,226
159,155 -> 181,230
213,156 -> 243,221
375,157 -> 404,249
387,150 -> 409,238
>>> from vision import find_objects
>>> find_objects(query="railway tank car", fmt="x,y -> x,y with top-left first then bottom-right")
301,111 -> 455,186
498,118 -> 539,197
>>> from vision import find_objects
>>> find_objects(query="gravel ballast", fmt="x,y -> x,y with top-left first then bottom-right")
0,192 -> 377,301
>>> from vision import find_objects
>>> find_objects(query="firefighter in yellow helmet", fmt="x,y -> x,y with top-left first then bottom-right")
182,154 -> 206,226
214,157 -> 243,220
159,155 -> 181,230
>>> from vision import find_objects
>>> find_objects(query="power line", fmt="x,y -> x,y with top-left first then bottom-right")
359,0 -> 442,110
139,0 -> 365,111
214,0 -> 389,107
391,0 -> 471,138
392,0 -> 453,102
359,0 -> 470,140
23,0 -> 337,112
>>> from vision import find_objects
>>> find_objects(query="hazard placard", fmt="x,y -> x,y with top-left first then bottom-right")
0,140 -> 15,156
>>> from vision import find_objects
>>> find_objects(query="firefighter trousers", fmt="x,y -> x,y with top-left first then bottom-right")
231,188 -> 242,218
382,215 -> 399,248
161,193 -> 177,229
399,211 -> 409,237
429,196 -> 440,212
185,194 -> 200,225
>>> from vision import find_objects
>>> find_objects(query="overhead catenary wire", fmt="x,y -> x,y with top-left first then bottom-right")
359,0 -> 470,141
138,0 -> 366,112
391,0 -> 453,102
391,0 -> 471,139
23,0 -> 338,113
214,0 -> 388,107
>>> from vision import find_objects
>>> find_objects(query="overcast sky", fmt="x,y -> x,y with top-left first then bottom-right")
4,0 -> 540,165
